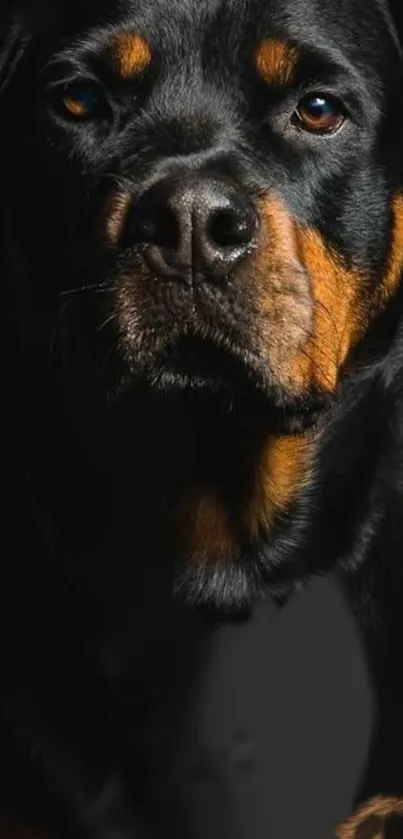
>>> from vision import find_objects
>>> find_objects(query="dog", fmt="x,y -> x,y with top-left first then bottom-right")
1,0 -> 403,836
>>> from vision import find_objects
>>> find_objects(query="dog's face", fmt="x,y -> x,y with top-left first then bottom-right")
4,0 -> 403,404
2,0 -> 403,602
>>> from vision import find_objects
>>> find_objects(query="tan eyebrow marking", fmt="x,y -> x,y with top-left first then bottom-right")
255,38 -> 299,86
113,33 -> 152,78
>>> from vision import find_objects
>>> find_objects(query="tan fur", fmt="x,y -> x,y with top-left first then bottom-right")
172,432 -> 314,565
244,433 -> 314,540
253,192 -> 403,395
255,38 -> 298,86
173,487 -> 235,564
105,190 -> 132,246
113,33 -> 151,78
378,193 -> 403,303
337,795 -> 403,838
293,224 -> 363,392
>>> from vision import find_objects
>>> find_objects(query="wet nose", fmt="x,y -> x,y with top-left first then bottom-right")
130,176 -> 257,282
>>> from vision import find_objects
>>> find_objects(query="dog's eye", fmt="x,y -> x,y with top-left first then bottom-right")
60,80 -> 109,120
294,93 -> 345,134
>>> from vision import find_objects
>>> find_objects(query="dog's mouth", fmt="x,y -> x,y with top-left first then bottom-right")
124,332 -> 330,433
147,334 -> 261,394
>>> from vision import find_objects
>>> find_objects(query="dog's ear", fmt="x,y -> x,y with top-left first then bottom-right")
0,5 -> 31,95
388,0 -> 403,50
0,1 -> 64,95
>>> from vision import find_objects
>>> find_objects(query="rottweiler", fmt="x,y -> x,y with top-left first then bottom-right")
1,0 -> 403,837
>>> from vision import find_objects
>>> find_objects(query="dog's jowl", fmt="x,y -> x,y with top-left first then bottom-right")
1,0 -> 403,837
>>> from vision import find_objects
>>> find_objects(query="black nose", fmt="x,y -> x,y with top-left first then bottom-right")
129,176 -> 257,282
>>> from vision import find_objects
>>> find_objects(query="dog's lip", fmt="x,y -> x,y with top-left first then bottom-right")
140,333 -> 329,429
151,331 -> 266,380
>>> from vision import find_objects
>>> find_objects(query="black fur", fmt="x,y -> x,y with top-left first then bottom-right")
2,0 -> 403,836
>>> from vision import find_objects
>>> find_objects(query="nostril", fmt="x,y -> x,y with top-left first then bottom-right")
136,205 -> 179,249
128,176 -> 257,281
208,209 -> 255,249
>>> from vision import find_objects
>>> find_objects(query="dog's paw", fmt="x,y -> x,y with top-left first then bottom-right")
336,796 -> 403,839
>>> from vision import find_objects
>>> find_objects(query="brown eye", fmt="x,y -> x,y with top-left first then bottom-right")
295,93 -> 345,134
60,80 -> 109,121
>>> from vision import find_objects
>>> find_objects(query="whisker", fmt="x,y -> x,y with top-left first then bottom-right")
97,312 -> 117,334
58,282 -> 109,298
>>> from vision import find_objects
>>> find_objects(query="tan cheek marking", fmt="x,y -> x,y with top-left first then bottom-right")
173,488 -> 235,564
105,190 -> 132,246
337,795 -> 403,839
256,195 -> 301,268
294,192 -> 403,392
253,196 -> 366,395
251,196 -> 314,384
244,434 -> 313,541
293,226 -> 364,392
254,193 -> 403,397
113,33 -> 151,78
256,38 -> 298,86
378,192 -> 403,303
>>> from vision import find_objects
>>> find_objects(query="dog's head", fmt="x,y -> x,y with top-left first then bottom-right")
2,0 -> 403,604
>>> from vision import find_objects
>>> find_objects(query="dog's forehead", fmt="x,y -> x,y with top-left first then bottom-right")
70,0 -> 389,45
57,0 -> 397,77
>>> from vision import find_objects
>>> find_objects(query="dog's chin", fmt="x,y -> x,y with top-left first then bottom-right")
123,335 -> 331,434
